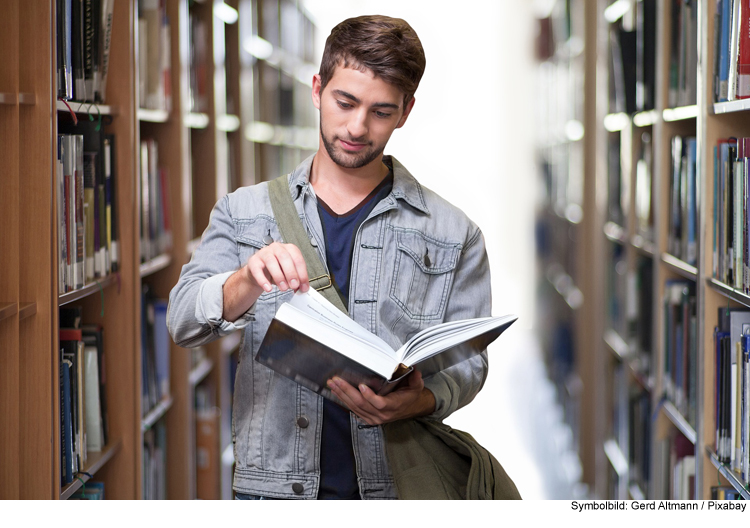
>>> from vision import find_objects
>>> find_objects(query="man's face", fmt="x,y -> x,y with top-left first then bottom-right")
312,65 -> 414,170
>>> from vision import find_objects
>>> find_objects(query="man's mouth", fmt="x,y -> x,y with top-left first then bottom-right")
339,139 -> 367,152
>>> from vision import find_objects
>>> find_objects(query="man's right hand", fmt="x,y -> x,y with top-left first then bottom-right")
222,242 -> 309,322
245,242 -> 310,294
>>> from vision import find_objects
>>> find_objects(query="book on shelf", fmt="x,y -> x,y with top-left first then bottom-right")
141,285 -> 170,416
81,323 -> 109,451
195,383 -> 220,500
635,0 -> 656,112
188,4 -> 209,113
668,136 -> 698,266
668,0 -> 698,107
670,432 -> 695,499
142,421 -> 167,500
138,0 -> 171,112
139,139 -> 173,263
635,131 -> 654,241
256,288 -> 517,400
629,388 -> 651,492
714,0 -> 750,102
663,280 -> 697,427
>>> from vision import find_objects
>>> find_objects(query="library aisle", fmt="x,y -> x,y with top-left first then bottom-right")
450,328 -> 587,500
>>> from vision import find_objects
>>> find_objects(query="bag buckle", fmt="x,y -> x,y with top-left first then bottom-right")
309,274 -> 333,292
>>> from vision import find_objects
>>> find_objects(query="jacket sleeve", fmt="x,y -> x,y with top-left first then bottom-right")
167,195 -> 253,348
423,226 -> 491,421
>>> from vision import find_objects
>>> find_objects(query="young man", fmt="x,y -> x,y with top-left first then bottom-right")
168,15 -> 492,500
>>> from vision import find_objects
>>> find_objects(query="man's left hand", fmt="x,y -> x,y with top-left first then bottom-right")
327,370 -> 436,425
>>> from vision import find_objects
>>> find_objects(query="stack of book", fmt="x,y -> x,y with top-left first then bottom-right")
663,280 -> 697,427
139,138 -> 172,263
713,0 -> 750,103
138,0 -> 171,112
668,136 -> 698,266
56,0 -> 116,103
57,119 -> 119,294
59,306 -> 109,486
713,137 -> 750,290
714,307 -> 750,486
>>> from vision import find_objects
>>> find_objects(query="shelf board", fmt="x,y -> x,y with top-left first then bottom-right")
56,100 -> 119,116
545,265 -> 584,310
662,105 -> 698,122
633,109 -> 658,127
59,274 -> 118,306
18,302 -> 37,320
141,396 -> 173,432
216,114 -> 241,132
631,234 -> 656,257
603,112 -> 629,132
0,303 -> 18,322
137,108 -> 169,122
604,329 -> 630,360
604,221 -> 628,245
186,112 -> 210,129
0,93 -> 16,104
707,278 -> 750,308
661,400 -> 696,444
59,439 -> 123,500
603,439 -> 628,477
139,253 -> 172,278
661,253 -> 697,281
221,331 -> 241,356
188,357 -> 214,387
706,448 -> 750,499
713,99 -> 750,115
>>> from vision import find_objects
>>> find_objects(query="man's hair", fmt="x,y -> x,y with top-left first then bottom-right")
319,15 -> 426,106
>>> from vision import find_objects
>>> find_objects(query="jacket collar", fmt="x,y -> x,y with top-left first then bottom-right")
288,154 -> 430,215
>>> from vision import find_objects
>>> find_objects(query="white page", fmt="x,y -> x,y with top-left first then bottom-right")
287,288 -> 395,352
275,303 -> 396,377
396,317 -> 494,359
400,315 -> 517,364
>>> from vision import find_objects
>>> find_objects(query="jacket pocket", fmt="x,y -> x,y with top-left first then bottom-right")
389,228 -> 461,320
234,216 -> 288,302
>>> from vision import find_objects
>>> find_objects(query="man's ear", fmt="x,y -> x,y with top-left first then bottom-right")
312,74 -> 322,110
396,97 -> 415,129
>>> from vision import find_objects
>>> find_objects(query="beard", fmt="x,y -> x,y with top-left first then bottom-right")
320,120 -> 384,169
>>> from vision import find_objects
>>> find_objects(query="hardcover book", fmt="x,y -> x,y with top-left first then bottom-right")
256,288 -> 517,400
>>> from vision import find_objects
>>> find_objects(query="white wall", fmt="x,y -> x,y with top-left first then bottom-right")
302,0 -> 537,327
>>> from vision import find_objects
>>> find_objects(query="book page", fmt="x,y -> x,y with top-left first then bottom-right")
274,303 -> 396,377
288,289 -> 393,352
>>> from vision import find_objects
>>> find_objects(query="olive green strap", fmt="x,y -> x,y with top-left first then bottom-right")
267,175 -> 349,315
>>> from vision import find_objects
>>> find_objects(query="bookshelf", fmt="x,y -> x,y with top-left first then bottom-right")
0,0 -> 315,499
537,0 -> 750,499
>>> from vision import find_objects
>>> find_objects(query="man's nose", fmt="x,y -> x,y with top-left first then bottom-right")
347,108 -> 368,140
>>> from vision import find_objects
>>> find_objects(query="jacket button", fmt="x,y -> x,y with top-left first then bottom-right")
309,237 -> 318,247
292,482 -> 304,494
296,415 -> 309,428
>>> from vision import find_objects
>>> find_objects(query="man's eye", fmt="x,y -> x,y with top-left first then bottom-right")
375,111 -> 391,118
337,101 -> 352,109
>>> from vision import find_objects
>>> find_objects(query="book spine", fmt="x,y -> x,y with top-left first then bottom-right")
74,135 -> 85,289
83,152 -> 96,282
720,0 -> 732,101
98,0 -> 115,103
738,0 -> 750,98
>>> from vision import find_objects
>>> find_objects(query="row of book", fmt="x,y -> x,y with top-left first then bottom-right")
714,307 -> 750,485
138,0 -> 172,112
663,280 -> 697,428
712,137 -> 750,290
607,0 -> 656,115
56,0 -> 116,103
140,138 -> 173,263
668,136 -> 698,267
57,120 -> 119,294
143,422 -> 167,500
713,0 -> 750,103
668,0 -> 698,108
141,285 -> 170,417
59,306 -> 109,487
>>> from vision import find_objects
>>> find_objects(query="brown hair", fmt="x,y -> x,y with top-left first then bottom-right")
318,15 -> 426,106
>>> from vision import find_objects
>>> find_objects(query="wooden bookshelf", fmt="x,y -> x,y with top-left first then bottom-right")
1,0 -> 316,499
537,0 -> 750,499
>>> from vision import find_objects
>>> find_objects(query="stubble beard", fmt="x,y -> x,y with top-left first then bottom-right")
320,120 -> 384,169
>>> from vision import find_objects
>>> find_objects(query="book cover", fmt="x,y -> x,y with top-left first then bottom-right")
256,289 -> 516,400
61,359 -> 74,485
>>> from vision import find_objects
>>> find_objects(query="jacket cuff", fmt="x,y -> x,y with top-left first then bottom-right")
422,375 -> 455,421
196,271 -> 254,334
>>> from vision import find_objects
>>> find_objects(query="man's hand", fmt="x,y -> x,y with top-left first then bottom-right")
223,242 -> 309,322
327,370 -> 436,425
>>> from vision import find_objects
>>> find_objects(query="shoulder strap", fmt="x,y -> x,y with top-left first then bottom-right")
268,175 -> 349,315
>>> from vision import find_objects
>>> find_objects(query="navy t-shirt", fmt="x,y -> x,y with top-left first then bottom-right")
315,172 -> 393,500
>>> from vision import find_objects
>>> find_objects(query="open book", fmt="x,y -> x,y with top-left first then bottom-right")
255,288 -> 517,398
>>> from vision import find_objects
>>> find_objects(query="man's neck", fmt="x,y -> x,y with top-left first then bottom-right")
309,152 -> 389,214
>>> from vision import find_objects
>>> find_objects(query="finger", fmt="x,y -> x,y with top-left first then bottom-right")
328,378 -> 378,416
259,251 -> 289,290
284,244 -> 310,291
247,258 -> 274,292
274,246 -> 304,291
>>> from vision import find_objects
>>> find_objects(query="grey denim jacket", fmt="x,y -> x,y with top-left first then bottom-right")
167,155 -> 492,499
